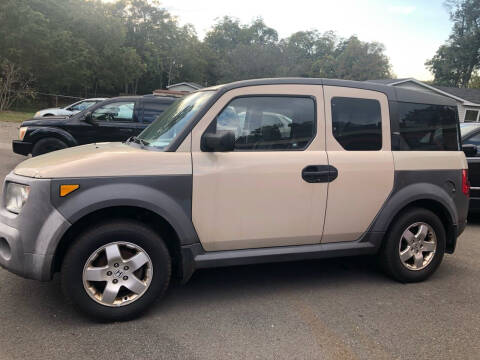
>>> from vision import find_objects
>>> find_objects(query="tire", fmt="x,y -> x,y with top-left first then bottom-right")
379,207 -> 446,283
31,137 -> 68,156
61,220 -> 171,322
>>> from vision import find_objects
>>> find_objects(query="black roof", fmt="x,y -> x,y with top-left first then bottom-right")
431,85 -> 480,104
213,78 -> 457,106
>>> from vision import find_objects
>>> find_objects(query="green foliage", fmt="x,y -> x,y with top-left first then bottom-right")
0,1 -> 393,98
427,0 -> 480,87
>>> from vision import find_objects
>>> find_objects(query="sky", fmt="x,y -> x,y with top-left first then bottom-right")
106,0 -> 454,80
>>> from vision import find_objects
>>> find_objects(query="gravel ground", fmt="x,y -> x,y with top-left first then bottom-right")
0,125 -> 479,360
0,121 -> 19,150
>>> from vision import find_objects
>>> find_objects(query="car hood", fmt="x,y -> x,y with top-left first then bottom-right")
23,116 -> 70,126
14,142 -> 191,179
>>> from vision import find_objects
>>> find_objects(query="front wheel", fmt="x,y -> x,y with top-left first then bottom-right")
380,207 -> 446,283
32,137 -> 67,156
61,220 -> 171,321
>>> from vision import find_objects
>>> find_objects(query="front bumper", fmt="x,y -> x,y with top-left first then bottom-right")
12,140 -> 32,156
0,172 -> 70,280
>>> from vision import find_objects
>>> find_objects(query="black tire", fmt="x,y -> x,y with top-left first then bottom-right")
61,220 -> 171,322
379,207 -> 446,283
32,137 -> 68,156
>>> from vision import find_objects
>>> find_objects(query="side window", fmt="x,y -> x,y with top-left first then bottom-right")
70,101 -> 96,111
464,110 -> 478,122
143,101 -> 171,124
394,102 -> 459,151
465,132 -> 480,155
206,96 -> 315,151
91,101 -> 135,122
331,97 -> 382,151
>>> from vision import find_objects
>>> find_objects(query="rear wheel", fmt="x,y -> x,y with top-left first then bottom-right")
31,137 -> 67,156
380,207 -> 446,282
61,220 -> 171,321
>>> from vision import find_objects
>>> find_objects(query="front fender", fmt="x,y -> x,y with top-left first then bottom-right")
27,127 -> 77,147
48,175 -> 197,255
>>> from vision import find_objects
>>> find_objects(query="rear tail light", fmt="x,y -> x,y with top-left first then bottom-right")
462,169 -> 470,197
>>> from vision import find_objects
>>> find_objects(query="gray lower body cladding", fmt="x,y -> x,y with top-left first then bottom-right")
367,169 -> 468,253
0,173 -> 71,280
0,168 -> 467,282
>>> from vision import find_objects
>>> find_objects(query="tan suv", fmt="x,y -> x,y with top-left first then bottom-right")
0,78 -> 470,321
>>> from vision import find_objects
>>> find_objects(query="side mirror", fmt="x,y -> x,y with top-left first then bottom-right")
84,112 -> 97,126
201,131 -> 235,152
462,144 -> 478,157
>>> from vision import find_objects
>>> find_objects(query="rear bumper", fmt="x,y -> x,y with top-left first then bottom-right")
12,140 -> 32,156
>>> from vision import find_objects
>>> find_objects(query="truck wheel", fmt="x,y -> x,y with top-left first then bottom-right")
379,207 -> 446,283
32,138 -> 67,156
61,220 -> 171,322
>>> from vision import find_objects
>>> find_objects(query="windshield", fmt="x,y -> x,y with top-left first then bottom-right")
135,91 -> 214,149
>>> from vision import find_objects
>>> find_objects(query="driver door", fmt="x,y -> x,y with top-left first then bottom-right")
75,100 -> 139,144
191,85 -> 329,251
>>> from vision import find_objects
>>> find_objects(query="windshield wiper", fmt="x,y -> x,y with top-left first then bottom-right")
127,136 -> 150,147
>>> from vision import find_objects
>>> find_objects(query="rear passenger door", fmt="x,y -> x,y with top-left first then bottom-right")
191,85 -> 329,251
322,86 -> 394,243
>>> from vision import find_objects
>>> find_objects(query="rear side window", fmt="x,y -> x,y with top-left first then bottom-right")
393,102 -> 459,151
143,101 -> 171,124
331,97 -> 382,150
206,96 -> 316,151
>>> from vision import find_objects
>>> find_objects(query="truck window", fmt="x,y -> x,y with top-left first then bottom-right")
207,96 -> 315,150
331,97 -> 382,151
143,101 -> 171,124
393,102 -> 459,151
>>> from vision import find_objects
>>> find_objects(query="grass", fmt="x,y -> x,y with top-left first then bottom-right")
0,110 -> 35,123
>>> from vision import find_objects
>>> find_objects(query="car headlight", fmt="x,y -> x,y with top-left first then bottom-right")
34,112 -> 41,117
19,127 -> 28,141
5,183 -> 30,214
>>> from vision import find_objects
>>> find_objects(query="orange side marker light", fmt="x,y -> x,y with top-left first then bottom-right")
60,185 -> 79,197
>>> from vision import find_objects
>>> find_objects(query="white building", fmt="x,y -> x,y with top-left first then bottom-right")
166,82 -> 203,93
368,78 -> 480,122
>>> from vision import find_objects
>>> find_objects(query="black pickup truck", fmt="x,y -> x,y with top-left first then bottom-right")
13,95 -> 176,156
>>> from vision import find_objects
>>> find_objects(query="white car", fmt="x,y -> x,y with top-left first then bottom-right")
34,98 -> 107,117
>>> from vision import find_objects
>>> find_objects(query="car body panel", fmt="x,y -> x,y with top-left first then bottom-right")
13,142 -> 191,178
322,86 -> 395,243
191,84 -> 329,251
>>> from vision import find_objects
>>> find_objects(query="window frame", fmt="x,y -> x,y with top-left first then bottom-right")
141,100 -> 171,124
201,94 -> 318,152
91,100 -> 138,124
330,96 -> 383,151
390,101 -> 460,151
464,109 -> 479,123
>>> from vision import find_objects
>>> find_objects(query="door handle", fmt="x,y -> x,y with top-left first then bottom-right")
302,165 -> 338,183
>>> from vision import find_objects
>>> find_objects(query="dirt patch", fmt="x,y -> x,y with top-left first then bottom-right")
0,122 -> 20,148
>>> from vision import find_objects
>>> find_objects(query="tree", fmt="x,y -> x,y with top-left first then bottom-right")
0,61 -> 34,111
427,0 -> 480,87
